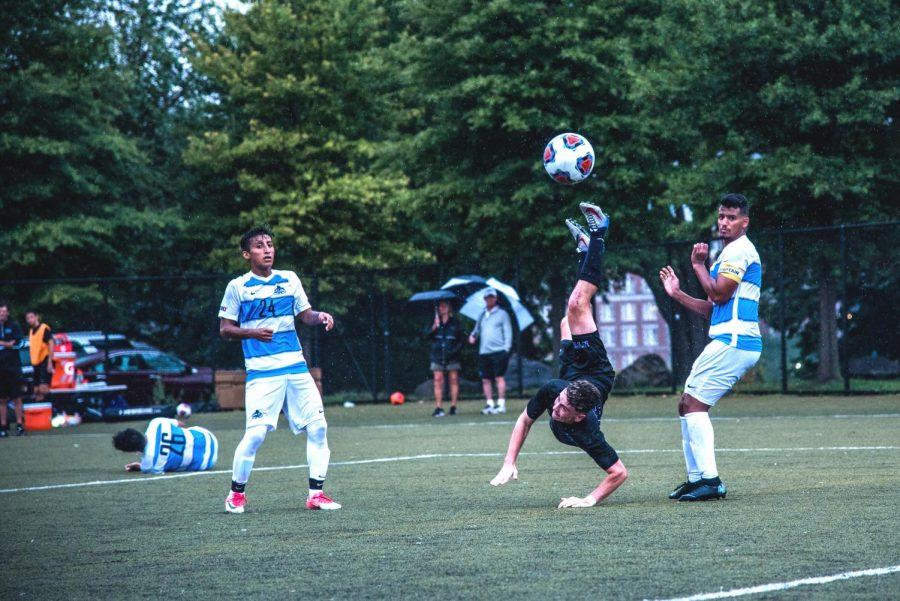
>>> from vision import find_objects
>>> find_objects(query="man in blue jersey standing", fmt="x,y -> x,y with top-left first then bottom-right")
659,193 -> 762,501
113,417 -> 218,474
218,226 -> 339,513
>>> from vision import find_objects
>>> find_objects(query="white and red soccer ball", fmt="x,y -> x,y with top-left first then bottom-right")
543,133 -> 595,184
176,402 -> 192,419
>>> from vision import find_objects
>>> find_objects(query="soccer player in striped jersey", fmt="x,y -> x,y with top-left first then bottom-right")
113,417 -> 218,474
218,226 -> 339,513
659,193 -> 762,501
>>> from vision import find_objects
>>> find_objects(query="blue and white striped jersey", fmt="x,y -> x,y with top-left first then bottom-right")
140,418 -> 218,474
708,235 -> 762,352
218,269 -> 311,381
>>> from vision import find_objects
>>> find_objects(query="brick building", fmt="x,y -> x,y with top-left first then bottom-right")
595,273 -> 670,371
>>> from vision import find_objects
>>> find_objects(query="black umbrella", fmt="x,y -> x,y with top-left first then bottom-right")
408,289 -> 461,304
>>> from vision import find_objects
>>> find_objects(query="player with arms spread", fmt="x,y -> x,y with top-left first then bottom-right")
490,203 -> 628,509
219,226 -> 339,513
659,193 -> 762,501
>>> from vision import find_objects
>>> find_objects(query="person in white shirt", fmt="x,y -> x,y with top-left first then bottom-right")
659,193 -> 762,502
218,226 -> 340,513
468,289 -> 513,414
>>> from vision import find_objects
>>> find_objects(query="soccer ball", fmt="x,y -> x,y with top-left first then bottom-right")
389,392 -> 405,405
542,133 -> 595,184
176,402 -> 192,419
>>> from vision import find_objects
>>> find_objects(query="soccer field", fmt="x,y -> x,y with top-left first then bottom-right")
2,395 -> 898,600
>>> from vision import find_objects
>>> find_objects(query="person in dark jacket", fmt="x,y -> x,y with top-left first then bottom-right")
425,300 -> 463,417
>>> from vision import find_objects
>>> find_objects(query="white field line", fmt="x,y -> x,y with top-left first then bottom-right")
1,445 -> 898,495
651,564 -> 900,601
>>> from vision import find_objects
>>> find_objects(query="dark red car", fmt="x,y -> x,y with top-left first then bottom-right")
76,349 -> 213,406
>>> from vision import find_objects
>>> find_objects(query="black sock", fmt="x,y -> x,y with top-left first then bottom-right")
231,480 -> 246,493
309,478 -> 325,491
577,236 -> 606,287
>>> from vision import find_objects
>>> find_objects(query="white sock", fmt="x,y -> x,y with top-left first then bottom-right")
684,412 -> 718,480
306,420 -> 331,489
232,425 -> 268,485
497,398 -> 506,408
485,399 -> 495,407
680,417 -> 702,483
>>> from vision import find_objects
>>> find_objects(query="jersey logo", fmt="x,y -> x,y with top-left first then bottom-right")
274,284 -> 286,295
251,409 -> 264,420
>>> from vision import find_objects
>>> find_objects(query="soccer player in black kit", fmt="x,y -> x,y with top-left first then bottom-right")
490,203 -> 628,508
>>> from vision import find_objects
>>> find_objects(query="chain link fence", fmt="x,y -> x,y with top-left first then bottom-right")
1,222 -> 896,407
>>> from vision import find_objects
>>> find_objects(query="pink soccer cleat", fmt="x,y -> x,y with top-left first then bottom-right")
225,491 -> 246,514
306,491 -> 342,510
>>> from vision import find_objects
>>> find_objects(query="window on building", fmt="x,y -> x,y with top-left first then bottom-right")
602,327 -> 616,347
622,352 -> 636,367
624,276 -> 634,293
621,303 -> 636,321
643,325 -> 658,346
642,302 -> 657,321
599,303 -> 613,322
622,326 -> 637,347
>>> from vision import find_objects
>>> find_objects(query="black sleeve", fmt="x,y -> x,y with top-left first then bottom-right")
423,323 -> 436,339
526,381 -> 563,420
43,326 -> 53,343
9,321 -> 22,344
581,430 -> 619,470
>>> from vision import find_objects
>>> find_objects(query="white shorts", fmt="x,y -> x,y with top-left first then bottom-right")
244,372 -> 324,434
684,339 -> 761,406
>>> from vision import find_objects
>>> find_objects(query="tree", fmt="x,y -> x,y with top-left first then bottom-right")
390,0 -> 673,362
187,0 -> 430,309
636,0 -> 899,381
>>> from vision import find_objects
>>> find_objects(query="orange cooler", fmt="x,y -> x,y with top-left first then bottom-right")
23,403 -> 53,431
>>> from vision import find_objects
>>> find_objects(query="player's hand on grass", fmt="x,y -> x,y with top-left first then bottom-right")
691,242 -> 709,266
557,495 -> 597,509
490,464 -> 518,486
253,328 -> 274,342
659,266 -> 680,297
319,312 -> 334,331
125,462 -> 141,472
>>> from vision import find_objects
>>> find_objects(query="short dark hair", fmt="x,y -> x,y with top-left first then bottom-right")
240,226 -> 274,252
565,380 -> 603,413
112,428 -> 147,453
719,193 -> 750,216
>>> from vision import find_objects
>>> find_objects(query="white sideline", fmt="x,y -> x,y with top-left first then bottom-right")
651,564 -> 900,600
1,445 -> 898,494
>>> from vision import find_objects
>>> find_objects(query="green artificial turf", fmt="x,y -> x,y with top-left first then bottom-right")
1,395 -> 898,600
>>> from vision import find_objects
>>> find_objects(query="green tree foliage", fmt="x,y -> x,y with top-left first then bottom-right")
186,0 -> 430,299
639,0 -> 899,379
390,0 -> 672,360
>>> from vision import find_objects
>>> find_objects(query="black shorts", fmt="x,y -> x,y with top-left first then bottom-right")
559,331 -> 615,400
550,408 -> 619,470
33,359 -> 52,386
478,351 -> 510,380
0,370 -> 22,399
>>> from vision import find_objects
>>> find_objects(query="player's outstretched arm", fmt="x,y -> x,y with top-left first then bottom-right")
490,410 -> 535,486
558,459 -> 628,509
299,308 -> 334,331
659,266 -> 712,319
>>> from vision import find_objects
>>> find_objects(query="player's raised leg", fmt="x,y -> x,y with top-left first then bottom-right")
566,202 -> 609,335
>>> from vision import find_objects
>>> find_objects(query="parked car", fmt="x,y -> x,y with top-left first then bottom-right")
76,348 -> 213,406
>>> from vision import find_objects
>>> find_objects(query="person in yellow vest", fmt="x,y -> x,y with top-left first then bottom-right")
25,311 -> 54,403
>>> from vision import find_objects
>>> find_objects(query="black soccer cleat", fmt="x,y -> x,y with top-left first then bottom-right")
432,407 -> 445,418
668,480 -> 702,500
16,424 -> 25,436
678,478 -> 727,502
448,406 -> 457,416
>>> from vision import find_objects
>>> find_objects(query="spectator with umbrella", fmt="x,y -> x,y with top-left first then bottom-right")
425,298 -> 464,417
468,288 -> 513,415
